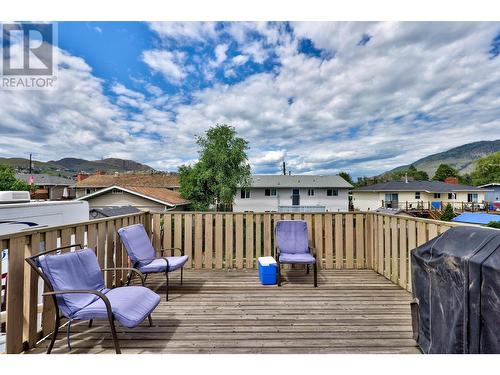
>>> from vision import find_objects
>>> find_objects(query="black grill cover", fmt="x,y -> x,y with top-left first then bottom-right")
411,226 -> 500,354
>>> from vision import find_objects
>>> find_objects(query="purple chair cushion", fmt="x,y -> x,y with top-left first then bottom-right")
72,286 -> 161,328
117,224 -> 155,264
138,255 -> 189,273
279,252 -> 316,264
275,220 -> 309,254
38,248 -> 105,317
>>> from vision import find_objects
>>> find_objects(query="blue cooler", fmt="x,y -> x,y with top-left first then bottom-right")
258,256 -> 277,285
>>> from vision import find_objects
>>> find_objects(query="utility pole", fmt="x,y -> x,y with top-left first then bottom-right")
282,161 -> 286,175
29,153 -> 32,174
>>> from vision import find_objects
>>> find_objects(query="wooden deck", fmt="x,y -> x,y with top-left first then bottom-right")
27,269 -> 420,354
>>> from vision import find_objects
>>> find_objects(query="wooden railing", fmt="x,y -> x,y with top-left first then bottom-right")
0,210 -> 471,353
0,212 -> 146,354
368,214 -> 467,292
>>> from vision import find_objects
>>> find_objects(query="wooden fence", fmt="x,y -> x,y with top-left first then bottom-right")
0,210 -> 469,353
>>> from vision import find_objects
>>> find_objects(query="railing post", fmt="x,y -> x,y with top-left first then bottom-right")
23,234 -> 40,349
6,236 -> 25,353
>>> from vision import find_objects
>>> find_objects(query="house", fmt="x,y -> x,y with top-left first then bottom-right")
352,180 -> 490,211
89,206 -> 141,220
233,175 -> 352,213
77,185 -> 189,213
479,183 -> 500,202
74,172 -> 180,198
15,173 -> 75,200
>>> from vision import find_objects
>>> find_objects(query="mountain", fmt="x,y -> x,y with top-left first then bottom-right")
0,157 -> 154,176
387,140 -> 500,177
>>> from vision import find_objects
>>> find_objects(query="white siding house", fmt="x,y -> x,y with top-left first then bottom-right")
233,175 -> 352,213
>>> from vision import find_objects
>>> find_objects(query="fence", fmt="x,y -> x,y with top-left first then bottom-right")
0,210 -> 469,353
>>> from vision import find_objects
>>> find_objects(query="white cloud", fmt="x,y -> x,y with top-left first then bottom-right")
148,21 -> 217,43
141,50 -> 187,83
214,43 -> 229,65
232,54 -> 249,65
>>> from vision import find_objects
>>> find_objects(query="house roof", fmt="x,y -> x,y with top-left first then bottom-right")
478,183 -> 500,188
75,173 -> 179,188
245,175 -> 353,188
353,180 -> 489,193
89,206 -> 141,218
77,185 -> 189,207
452,213 -> 500,225
16,173 -> 75,186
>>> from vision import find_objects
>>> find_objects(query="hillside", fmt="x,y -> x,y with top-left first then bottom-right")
387,140 -> 500,177
0,157 -> 154,176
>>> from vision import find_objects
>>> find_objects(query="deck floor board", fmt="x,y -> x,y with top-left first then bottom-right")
27,269 -> 420,354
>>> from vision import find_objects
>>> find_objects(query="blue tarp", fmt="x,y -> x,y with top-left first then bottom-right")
452,213 -> 500,225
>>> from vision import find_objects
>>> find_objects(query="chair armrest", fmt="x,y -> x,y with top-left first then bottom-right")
43,289 -> 113,316
101,267 -> 145,286
308,246 -> 317,258
132,257 -> 170,270
160,247 -> 184,256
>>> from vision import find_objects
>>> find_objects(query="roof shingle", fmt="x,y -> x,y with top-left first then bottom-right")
75,173 -> 179,188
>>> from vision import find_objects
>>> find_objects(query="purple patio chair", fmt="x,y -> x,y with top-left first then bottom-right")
118,223 -> 188,301
275,220 -> 318,287
25,244 -> 160,354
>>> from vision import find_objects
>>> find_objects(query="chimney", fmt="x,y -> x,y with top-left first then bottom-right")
95,170 -> 106,176
282,161 -> 286,175
444,176 -> 459,185
76,173 -> 89,182
405,173 -> 408,184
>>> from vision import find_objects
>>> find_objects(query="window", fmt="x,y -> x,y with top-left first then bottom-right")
448,193 -> 456,200
86,188 -> 92,195
467,193 -> 478,203
433,193 -> 441,199
264,188 -> 277,196
307,189 -> 315,196
111,188 -> 123,195
240,189 -> 250,199
327,188 -> 338,196
415,192 -> 421,199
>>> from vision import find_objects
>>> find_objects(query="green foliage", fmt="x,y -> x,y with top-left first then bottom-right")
338,171 -> 354,185
393,165 -> 429,181
0,164 -> 31,191
470,152 -> 500,186
440,203 -> 455,221
459,173 -> 473,185
486,221 -> 500,229
354,165 -> 429,188
432,164 -> 460,181
179,124 -> 251,211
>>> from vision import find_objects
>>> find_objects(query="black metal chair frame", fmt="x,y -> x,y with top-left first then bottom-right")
126,246 -> 184,301
275,245 -> 318,287
25,244 -> 151,354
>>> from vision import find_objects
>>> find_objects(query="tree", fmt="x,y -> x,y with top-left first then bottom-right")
392,165 -> 429,181
440,203 -> 455,221
179,124 -> 251,210
0,164 -> 31,191
338,171 -> 354,185
470,152 -> 500,186
432,164 -> 459,181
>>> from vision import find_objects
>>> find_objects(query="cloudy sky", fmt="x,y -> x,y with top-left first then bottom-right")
1,21 -> 500,177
